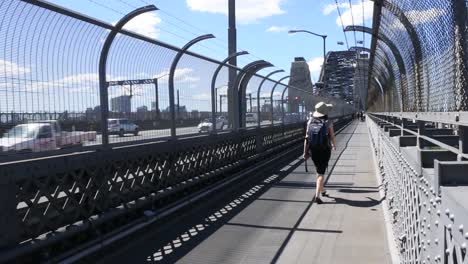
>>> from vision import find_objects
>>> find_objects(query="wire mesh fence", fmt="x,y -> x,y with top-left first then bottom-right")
0,0 -> 355,161
369,0 -> 468,112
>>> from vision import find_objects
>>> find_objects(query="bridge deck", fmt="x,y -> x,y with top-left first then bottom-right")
99,122 -> 393,264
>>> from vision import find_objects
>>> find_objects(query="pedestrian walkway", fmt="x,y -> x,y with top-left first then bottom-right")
99,121 -> 393,264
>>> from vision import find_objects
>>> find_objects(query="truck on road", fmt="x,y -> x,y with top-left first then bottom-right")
0,120 -> 96,153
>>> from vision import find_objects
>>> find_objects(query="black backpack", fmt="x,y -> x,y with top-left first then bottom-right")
307,119 -> 329,148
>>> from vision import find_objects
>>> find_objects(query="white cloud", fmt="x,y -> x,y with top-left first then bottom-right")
193,93 -> 211,100
338,0 -> 374,27
186,0 -> 285,24
155,68 -> 200,84
0,60 -> 31,76
308,57 -> 324,81
122,12 -> 161,39
322,0 -> 373,27
266,26 -> 289,33
322,2 -> 349,15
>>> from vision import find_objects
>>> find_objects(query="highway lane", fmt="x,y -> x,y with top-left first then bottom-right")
86,121 -> 281,146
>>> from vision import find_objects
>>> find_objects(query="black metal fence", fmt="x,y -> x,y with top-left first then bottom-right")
367,0 -> 468,112
0,0 -> 354,160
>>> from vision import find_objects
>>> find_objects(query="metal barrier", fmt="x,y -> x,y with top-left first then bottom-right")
366,0 -> 468,112
0,114 -> 353,262
0,0 -> 355,160
367,113 -> 468,264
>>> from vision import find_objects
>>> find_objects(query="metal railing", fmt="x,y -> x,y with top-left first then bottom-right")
367,113 -> 468,264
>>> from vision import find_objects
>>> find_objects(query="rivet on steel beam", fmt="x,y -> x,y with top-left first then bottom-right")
435,220 -> 439,226
435,239 -> 439,244
462,243 -> 467,249
446,249 -> 451,255
448,224 -> 452,232
449,214 -> 455,221
465,232 -> 468,239
437,210 -> 441,216
445,209 -> 450,215
459,224 -> 464,232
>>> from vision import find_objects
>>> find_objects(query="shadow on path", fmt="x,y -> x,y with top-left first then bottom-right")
98,157 -> 311,264
324,195 -> 385,208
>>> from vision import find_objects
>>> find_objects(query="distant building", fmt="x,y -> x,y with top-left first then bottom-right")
111,95 -> 131,113
137,105 -> 148,112
288,57 -> 314,113
354,57 -> 369,110
322,50 -> 358,102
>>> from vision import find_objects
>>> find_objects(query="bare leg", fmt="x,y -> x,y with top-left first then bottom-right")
316,175 -> 324,197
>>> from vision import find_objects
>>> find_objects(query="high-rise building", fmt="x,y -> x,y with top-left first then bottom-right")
110,95 -> 131,113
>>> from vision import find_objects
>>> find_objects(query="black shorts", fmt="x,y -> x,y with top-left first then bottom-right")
310,145 -> 331,175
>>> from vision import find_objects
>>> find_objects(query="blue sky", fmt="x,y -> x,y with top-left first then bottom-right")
47,0 -> 374,82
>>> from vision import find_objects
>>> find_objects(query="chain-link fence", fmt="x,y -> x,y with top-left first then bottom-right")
368,0 -> 468,112
0,0 -> 355,161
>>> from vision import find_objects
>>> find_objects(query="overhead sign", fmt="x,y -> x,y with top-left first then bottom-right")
107,78 -> 156,87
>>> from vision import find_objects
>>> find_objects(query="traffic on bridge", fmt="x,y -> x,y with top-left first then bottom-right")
0,0 -> 467,264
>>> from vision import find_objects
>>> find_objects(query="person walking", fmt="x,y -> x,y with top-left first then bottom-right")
303,102 -> 337,204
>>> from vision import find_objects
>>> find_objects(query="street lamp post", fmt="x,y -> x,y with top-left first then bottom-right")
288,29 -> 327,67
288,29 -> 327,97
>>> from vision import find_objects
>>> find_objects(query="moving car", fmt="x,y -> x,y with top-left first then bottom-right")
245,113 -> 258,123
108,118 -> 139,137
198,117 -> 226,133
0,120 -> 96,153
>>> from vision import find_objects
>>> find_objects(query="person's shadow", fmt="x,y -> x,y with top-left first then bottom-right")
325,194 -> 385,208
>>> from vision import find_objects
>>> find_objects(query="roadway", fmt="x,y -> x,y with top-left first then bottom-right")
87,121 -> 281,145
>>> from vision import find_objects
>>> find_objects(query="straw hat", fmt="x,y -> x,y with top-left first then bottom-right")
312,102 -> 333,118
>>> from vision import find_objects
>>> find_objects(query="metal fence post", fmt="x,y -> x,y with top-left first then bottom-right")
270,76 -> 290,125
417,120 -> 426,149
256,70 -> 284,127
168,34 -> 215,137
234,60 -> 273,128
154,78 -> 160,119
210,51 -> 248,134
281,86 -> 288,124
459,125 -> 468,161
98,5 -> 158,147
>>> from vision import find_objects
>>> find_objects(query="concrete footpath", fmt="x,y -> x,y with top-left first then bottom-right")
99,121 -> 393,264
